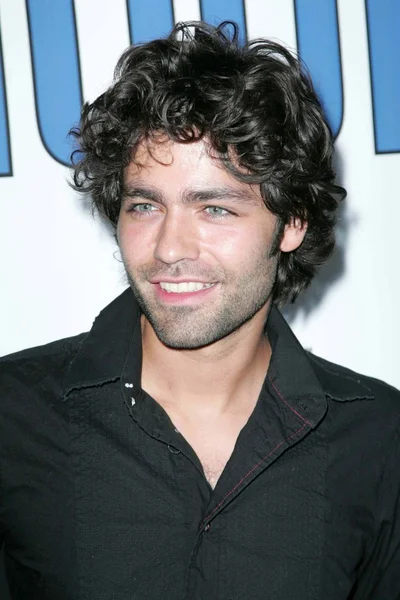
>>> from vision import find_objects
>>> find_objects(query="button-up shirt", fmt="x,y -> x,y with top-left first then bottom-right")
1,289 -> 400,599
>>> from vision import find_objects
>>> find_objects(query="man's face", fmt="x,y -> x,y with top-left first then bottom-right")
117,138 -> 294,349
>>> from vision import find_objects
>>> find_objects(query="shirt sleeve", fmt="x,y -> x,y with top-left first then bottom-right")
357,422 -> 400,599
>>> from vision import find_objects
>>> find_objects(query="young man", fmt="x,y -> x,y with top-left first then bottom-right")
1,21 -> 399,600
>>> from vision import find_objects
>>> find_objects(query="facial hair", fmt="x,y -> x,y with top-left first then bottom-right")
124,246 -> 279,350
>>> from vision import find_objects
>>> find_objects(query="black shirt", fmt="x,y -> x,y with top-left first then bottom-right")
1,289 -> 400,599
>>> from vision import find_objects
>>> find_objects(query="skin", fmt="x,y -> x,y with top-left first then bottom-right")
117,138 -> 306,486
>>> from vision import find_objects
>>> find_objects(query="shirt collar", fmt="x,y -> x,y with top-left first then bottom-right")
63,288 -> 141,397
63,289 -> 373,410
265,306 -> 327,428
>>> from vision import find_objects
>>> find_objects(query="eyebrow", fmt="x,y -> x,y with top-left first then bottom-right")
122,183 -> 261,207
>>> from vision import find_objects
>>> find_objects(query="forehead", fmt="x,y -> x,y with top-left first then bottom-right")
132,136 -> 207,169
124,137 -> 263,202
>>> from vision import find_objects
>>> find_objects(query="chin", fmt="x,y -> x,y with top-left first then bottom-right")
152,321 -> 240,350
154,332 -> 215,350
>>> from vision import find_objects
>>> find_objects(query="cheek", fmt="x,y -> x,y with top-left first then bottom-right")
202,224 -> 270,266
117,220 -> 155,263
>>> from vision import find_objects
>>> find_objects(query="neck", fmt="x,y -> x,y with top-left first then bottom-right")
140,303 -> 273,419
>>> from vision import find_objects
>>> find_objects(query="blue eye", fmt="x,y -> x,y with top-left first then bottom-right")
130,203 -> 156,215
204,206 -> 231,218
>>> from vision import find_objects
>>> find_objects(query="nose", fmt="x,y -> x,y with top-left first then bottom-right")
154,211 -> 200,264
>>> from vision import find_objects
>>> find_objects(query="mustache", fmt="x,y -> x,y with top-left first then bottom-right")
136,263 -> 224,281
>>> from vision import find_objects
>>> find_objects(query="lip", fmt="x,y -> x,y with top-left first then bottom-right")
152,282 -> 218,305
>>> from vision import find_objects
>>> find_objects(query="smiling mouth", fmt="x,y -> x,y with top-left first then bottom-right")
158,281 -> 215,293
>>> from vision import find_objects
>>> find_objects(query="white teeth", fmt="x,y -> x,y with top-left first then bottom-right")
159,281 -> 214,293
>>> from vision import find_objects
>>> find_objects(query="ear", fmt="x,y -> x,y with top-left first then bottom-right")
279,218 -> 307,253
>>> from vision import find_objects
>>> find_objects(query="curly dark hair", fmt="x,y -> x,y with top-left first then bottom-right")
70,20 -> 346,305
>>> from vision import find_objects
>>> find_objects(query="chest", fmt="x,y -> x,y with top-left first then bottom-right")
168,412 -> 250,488
188,438 -> 233,488
69,408 -> 330,599
69,396 -> 374,599
4,387 -> 376,600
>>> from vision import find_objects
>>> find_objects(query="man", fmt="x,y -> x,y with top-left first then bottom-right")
0,21 -> 399,600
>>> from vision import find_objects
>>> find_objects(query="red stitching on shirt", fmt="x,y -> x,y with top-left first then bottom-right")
268,376 -> 312,426
201,421 -> 308,526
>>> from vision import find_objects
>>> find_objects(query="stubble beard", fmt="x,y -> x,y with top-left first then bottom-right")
124,251 -> 279,350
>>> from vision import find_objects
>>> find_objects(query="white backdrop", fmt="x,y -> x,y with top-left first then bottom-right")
0,0 -> 399,389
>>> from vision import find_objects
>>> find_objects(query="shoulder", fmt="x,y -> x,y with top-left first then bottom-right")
307,352 -> 400,443
0,334 -> 89,464
308,352 -> 400,484
0,333 -> 87,401
307,351 -> 400,403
